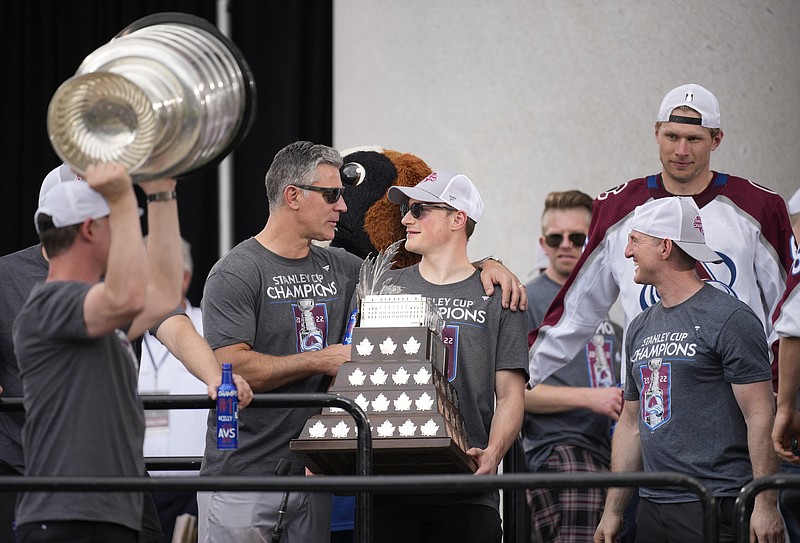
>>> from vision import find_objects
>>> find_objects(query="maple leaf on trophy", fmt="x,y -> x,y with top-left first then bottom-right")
356,239 -> 405,305
399,420 -> 417,437
355,338 -> 374,357
309,420 -> 328,438
332,420 -> 351,438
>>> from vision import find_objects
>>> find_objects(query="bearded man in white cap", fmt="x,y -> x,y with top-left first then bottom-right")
594,196 -> 784,543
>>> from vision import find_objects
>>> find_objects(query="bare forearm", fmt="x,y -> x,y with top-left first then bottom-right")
155,316 -> 220,385
525,384 -> 589,413
104,193 -> 147,314
143,186 -> 183,314
213,343 -> 347,392
605,403 -> 642,514
777,337 -> 800,411
487,391 -> 524,460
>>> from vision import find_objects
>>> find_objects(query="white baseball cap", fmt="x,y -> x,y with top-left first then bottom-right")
656,83 -> 721,129
35,181 -> 110,234
387,170 -> 484,222
630,196 -> 722,263
39,163 -> 85,207
788,188 -> 800,216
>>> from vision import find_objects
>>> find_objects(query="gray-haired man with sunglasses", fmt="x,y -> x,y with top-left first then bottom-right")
196,142 -> 527,543
521,190 -> 624,542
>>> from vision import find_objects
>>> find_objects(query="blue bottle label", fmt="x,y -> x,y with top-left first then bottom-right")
217,387 -> 238,450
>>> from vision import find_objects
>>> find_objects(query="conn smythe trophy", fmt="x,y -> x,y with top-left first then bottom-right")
290,242 -> 476,474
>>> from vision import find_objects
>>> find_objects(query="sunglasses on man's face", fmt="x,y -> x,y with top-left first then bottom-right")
294,184 -> 345,204
544,232 -> 587,248
400,202 -> 454,219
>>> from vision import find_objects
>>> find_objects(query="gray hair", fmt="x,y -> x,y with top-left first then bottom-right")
264,141 -> 343,213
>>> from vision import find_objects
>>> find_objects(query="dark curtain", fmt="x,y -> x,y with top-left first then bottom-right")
2,0 -> 333,305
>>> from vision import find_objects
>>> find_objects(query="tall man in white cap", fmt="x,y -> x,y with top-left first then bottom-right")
12,163 -> 184,542
368,171 -> 529,542
529,83 -> 795,391
594,196 -> 784,543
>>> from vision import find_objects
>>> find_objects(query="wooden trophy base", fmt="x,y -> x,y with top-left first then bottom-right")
289,436 -> 477,475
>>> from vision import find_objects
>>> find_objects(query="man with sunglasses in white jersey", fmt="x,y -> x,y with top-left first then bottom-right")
521,190 -> 625,543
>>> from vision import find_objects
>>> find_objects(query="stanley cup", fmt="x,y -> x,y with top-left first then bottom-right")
47,12 -> 257,181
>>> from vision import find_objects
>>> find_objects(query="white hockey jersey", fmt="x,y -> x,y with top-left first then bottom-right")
529,172 -> 795,387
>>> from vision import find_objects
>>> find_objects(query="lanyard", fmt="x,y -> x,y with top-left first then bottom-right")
143,333 -> 170,390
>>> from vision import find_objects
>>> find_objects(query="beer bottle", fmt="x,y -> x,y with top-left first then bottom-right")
217,363 -> 238,449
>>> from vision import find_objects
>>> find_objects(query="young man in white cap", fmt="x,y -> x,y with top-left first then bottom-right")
529,83 -> 794,390
594,197 -> 784,543
368,171 -> 528,542
11,163 -> 184,542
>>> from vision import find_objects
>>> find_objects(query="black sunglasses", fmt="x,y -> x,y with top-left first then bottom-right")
544,232 -> 587,248
294,184 -> 345,204
400,202 -> 454,219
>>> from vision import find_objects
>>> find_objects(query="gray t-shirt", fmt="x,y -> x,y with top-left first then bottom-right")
383,265 -> 529,509
0,245 -> 48,473
521,274 -> 622,471
200,239 -> 362,476
624,284 -> 772,501
13,281 -> 145,530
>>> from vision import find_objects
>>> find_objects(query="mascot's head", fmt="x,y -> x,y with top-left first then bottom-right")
332,147 -> 431,269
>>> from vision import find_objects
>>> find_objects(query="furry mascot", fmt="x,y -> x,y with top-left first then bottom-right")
331,147 -> 432,269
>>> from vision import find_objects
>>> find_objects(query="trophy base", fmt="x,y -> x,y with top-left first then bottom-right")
289,436 -> 477,475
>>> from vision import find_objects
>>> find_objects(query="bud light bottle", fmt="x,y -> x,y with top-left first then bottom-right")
217,363 -> 238,450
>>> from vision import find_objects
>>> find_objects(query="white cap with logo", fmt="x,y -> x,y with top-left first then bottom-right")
387,170 -> 484,222
630,196 -> 722,263
35,181 -> 110,234
39,163 -> 85,207
656,83 -> 721,129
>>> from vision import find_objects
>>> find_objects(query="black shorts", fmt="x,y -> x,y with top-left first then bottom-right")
635,496 -> 736,543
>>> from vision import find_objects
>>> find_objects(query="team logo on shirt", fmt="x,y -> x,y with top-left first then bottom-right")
441,325 -> 460,381
639,358 -> 671,430
586,334 -> 615,388
293,298 -> 329,352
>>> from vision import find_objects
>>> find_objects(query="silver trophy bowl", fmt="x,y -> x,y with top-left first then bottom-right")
47,12 -> 256,181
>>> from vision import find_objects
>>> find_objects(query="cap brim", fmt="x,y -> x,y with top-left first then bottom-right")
674,240 -> 722,263
387,185 -> 446,205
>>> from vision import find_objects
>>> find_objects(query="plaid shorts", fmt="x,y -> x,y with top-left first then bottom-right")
526,444 -> 608,543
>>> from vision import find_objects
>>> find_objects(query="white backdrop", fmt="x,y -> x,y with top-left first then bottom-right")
333,0 -> 800,282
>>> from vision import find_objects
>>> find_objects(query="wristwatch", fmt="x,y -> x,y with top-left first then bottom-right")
476,255 -> 503,269
146,191 -> 178,203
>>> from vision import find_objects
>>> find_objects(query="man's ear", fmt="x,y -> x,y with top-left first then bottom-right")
451,210 -> 468,231
284,185 -> 302,210
79,218 -> 95,241
662,238 -> 674,260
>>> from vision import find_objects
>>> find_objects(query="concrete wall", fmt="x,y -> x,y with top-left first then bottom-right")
333,0 -> 800,281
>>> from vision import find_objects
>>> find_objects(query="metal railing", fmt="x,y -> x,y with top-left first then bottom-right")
0,394 -> 744,542
736,473 -> 800,541
0,471 -> 716,542
0,393 -> 374,541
